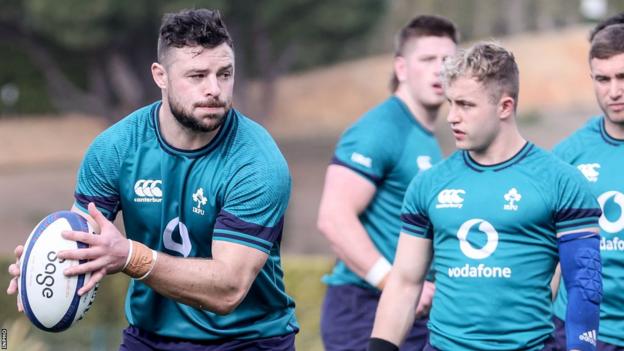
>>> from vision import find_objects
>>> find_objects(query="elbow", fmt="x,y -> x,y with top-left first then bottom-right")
317,212 -> 337,241
204,285 -> 247,315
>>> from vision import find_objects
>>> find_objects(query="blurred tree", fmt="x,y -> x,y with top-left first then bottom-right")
0,0 -> 386,120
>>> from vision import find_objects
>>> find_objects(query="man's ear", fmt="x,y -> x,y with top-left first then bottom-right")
394,56 -> 407,84
499,95 -> 515,120
151,62 -> 167,89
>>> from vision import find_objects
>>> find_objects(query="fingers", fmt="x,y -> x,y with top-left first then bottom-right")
7,276 -> 18,295
88,203 -> 107,229
17,294 -> 23,312
14,245 -> 24,259
8,263 -> 20,277
61,230 -> 97,245
63,257 -> 106,277
78,268 -> 105,296
58,247 -> 101,261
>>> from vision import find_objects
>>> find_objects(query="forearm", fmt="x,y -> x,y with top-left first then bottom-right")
319,213 -> 385,278
143,252 -> 248,315
371,270 -> 422,345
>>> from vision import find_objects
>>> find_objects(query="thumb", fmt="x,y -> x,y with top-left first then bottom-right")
87,203 -> 107,231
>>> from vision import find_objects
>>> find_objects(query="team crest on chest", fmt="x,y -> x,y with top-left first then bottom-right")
192,188 -> 207,215
577,163 -> 600,182
503,188 -> 521,211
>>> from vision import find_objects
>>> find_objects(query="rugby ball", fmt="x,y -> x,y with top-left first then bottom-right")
19,211 -> 98,332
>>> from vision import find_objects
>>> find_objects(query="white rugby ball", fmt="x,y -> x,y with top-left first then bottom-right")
19,211 -> 98,332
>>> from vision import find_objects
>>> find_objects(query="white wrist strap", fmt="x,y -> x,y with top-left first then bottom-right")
136,250 -> 158,281
365,257 -> 392,287
122,238 -> 133,271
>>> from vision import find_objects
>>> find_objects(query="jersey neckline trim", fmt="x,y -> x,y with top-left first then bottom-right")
599,116 -> 624,146
391,96 -> 434,136
462,141 -> 533,172
151,101 -> 234,158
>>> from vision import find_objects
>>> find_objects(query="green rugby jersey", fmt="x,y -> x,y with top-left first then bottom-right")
401,143 -> 600,351
553,116 -> 624,346
323,96 -> 443,289
73,101 -> 298,340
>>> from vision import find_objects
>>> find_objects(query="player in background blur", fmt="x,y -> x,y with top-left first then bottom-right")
368,42 -> 602,351
552,13 -> 624,351
317,15 -> 458,351
7,8 -> 298,350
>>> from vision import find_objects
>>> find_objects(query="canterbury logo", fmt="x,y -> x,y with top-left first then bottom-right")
436,189 -> 465,209
134,179 -> 163,202
579,330 -> 597,346
578,163 -> 600,182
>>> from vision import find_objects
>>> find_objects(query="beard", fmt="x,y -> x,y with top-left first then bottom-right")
168,94 -> 230,133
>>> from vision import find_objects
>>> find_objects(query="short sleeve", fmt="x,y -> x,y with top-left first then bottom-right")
74,132 -> 122,220
212,156 -> 291,254
553,163 -> 601,234
400,173 -> 434,240
331,120 -> 396,186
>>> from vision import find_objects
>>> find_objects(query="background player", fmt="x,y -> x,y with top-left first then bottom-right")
7,8 -> 298,350
316,15 -> 457,350
368,42 -> 602,351
552,16 -> 624,351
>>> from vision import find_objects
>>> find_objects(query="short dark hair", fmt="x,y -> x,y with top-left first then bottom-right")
589,12 -> 624,42
390,15 -> 459,92
157,9 -> 233,64
590,23 -> 624,60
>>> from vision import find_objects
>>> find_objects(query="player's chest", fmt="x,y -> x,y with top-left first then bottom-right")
118,152 -> 225,227
571,149 -> 624,235
427,174 -> 552,237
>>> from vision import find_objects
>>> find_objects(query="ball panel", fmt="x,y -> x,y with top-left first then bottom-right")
19,211 -> 95,332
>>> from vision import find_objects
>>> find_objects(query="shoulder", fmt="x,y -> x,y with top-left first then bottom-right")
552,116 -> 602,159
91,102 -> 157,151
226,110 -> 289,178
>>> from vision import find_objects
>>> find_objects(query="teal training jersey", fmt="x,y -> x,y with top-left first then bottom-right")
552,116 -> 624,346
401,143 -> 600,351
73,101 -> 298,340
323,96 -> 443,288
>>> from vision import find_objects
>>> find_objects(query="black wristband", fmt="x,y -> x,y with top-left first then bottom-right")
368,337 -> 399,351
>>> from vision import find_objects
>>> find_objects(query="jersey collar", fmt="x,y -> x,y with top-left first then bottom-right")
391,96 -> 434,136
599,116 -> 624,146
462,142 -> 534,172
151,101 -> 234,158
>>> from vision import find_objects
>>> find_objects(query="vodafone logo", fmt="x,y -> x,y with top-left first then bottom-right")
597,191 -> 624,233
134,179 -> 162,203
448,218 -> 512,279
457,219 -> 498,259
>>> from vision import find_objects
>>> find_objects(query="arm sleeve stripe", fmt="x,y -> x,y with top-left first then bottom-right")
400,213 -> 430,228
402,222 -> 428,234
212,236 -> 271,254
214,211 -> 283,244
401,227 -> 431,239
213,229 -> 272,248
556,218 -> 600,231
74,193 -> 120,220
554,208 -> 602,223
330,156 -> 382,186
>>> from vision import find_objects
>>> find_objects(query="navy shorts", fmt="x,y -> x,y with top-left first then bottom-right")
119,325 -> 296,351
553,316 -> 624,351
424,335 -> 557,351
321,284 -> 429,351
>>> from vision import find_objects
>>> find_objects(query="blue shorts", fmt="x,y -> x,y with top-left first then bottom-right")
424,336 -> 557,351
119,325 -> 296,351
553,316 -> 624,351
321,284 -> 429,351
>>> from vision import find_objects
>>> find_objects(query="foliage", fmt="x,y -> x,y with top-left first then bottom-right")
0,255 -> 332,351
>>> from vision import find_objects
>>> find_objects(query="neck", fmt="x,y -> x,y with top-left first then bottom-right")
158,102 -> 220,150
469,122 -> 526,165
394,88 -> 439,132
604,116 -> 624,140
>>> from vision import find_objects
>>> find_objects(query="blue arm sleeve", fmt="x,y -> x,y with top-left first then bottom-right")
558,232 -> 602,351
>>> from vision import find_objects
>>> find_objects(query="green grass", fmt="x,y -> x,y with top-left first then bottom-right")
0,255 -> 332,351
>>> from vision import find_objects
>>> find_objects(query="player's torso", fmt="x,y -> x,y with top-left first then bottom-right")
427,147 -> 558,350
559,121 -> 624,343
119,145 -> 226,258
